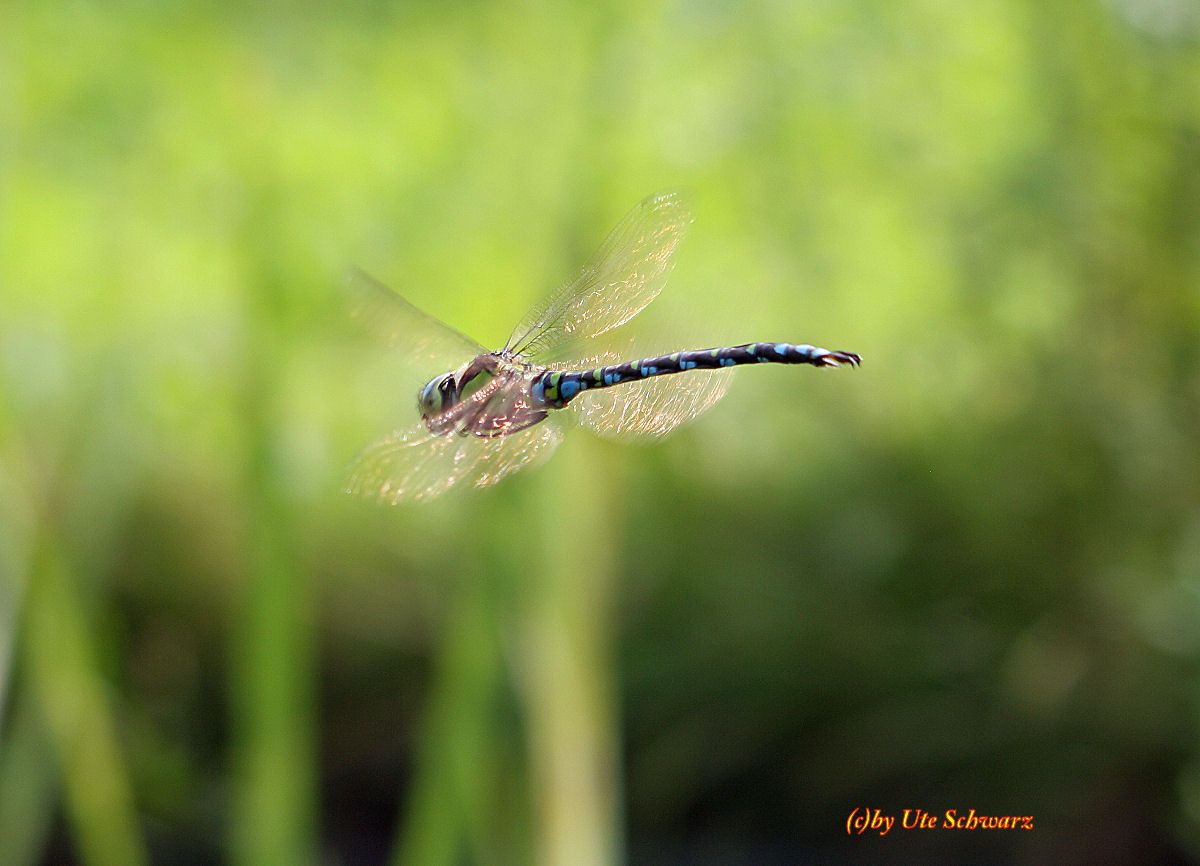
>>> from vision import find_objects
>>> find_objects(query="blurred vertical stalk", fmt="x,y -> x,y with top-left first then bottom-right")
0,426 -> 56,866
392,539 -> 511,866
0,421 -> 30,724
522,436 -> 623,866
0,694 -> 57,866
230,497 -> 315,866
0,400 -> 143,865
229,237 -> 315,865
21,540 -> 148,866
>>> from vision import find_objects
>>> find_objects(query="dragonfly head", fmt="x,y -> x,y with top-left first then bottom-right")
417,372 -> 458,420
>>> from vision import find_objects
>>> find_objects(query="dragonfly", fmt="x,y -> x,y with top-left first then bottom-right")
345,191 -> 861,504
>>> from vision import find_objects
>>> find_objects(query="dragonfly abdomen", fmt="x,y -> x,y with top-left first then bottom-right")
532,342 -> 861,408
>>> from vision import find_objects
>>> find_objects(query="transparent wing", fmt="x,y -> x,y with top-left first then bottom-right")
505,191 -> 693,360
343,267 -> 486,364
346,425 -> 487,504
466,418 -> 564,488
570,368 -> 731,439
346,418 -> 564,504
548,326 -> 733,440
340,268 -> 489,487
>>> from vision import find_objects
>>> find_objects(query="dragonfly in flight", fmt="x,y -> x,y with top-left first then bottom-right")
345,191 -> 861,503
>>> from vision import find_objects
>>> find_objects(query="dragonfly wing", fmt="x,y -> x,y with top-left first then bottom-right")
342,268 -> 489,448
551,327 -> 731,440
468,418 -> 565,489
346,425 -> 488,504
505,191 -> 693,359
343,267 -> 486,363
346,419 -> 565,504
570,367 -> 731,440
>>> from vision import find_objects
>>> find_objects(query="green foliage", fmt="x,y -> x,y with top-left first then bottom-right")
2,0 -> 1198,862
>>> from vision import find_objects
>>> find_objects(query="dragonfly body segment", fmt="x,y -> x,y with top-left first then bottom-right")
346,191 -> 862,504
531,342 -> 860,409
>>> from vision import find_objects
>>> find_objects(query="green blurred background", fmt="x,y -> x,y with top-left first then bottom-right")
3,0 -> 1199,863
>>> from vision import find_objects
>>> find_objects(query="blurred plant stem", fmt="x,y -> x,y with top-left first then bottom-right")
522,436 -> 623,866
0,693 -> 57,866
0,394 -> 41,729
229,241 -> 317,865
230,501 -> 316,866
0,430 -> 29,724
21,540 -> 148,866
392,521 -> 513,866
0,399 -> 145,866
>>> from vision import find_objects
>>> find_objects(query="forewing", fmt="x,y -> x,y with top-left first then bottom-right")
343,267 -> 486,364
506,191 -> 692,359
339,269 -> 489,489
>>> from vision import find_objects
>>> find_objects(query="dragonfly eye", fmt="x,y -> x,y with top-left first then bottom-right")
418,373 -> 456,418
